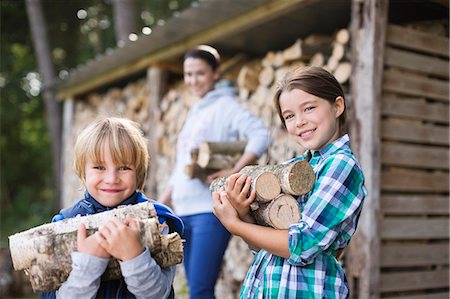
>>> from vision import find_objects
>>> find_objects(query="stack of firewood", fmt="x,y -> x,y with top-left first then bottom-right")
210,159 -> 315,229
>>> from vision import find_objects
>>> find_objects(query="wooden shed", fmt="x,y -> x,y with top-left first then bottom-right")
55,0 -> 449,298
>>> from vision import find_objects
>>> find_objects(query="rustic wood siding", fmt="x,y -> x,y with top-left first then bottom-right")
379,24 -> 449,298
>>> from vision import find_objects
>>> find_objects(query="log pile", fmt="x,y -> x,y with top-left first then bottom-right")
210,160 -> 315,229
8,202 -> 183,292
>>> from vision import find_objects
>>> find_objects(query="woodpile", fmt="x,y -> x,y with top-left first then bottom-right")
210,160 -> 315,229
8,202 -> 183,292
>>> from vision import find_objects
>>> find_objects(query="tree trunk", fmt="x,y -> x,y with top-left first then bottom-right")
8,202 -> 183,292
112,0 -> 139,45
25,0 -> 62,203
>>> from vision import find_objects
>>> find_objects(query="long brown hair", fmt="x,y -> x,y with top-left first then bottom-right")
273,66 -> 347,135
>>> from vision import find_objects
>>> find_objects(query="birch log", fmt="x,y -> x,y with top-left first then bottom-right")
8,202 -> 183,292
252,193 -> 301,229
244,160 -> 315,196
197,141 -> 247,169
210,166 -> 281,203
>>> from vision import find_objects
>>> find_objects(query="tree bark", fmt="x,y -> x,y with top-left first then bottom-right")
112,0 -> 139,45
8,202 -> 183,292
25,0 -> 62,202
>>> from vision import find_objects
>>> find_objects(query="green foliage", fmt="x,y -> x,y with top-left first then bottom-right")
0,1 -> 54,245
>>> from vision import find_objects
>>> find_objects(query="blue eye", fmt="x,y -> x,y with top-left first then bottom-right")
305,106 -> 314,112
118,166 -> 131,171
284,114 -> 294,121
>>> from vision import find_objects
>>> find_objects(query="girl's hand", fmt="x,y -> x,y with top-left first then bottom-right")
77,224 -> 111,259
95,217 -> 143,261
225,173 -> 256,219
212,191 -> 240,232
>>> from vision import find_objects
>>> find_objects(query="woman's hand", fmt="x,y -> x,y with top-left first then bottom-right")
95,217 -> 143,261
225,173 -> 256,220
77,224 -> 111,259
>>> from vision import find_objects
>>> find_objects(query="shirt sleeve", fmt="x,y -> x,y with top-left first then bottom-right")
119,247 -> 176,299
56,252 -> 109,299
287,154 -> 365,266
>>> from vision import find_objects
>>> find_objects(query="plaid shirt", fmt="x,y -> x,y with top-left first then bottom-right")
240,134 -> 367,299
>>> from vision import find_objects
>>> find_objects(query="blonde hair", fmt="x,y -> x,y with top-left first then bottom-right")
73,117 -> 149,190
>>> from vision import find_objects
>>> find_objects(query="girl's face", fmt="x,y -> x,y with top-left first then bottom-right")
183,57 -> 220,97
280,88 -> 344,153
85,146 -> 137,207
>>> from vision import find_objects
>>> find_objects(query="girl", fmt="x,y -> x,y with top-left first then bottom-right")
212,66 -> 367,298
158,45 -> 271,299
41,117 -> 183,299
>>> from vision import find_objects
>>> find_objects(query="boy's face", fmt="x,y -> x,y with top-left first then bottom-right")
85,147 -> 137,207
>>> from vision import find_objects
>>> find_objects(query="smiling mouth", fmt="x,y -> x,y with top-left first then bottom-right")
300,129 -> 315,138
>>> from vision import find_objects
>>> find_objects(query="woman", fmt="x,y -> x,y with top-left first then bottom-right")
158,45 -> 271,299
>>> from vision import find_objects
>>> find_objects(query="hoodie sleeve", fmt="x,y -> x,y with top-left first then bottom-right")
226,100 -> 271,157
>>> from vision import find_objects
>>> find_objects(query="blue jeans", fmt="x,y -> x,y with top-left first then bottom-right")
181,213 -> 231,299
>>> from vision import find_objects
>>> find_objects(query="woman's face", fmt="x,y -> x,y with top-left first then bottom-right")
183,57 -> 220,97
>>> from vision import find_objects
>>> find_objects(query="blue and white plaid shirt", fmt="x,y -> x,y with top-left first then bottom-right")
240,134 -> 367,298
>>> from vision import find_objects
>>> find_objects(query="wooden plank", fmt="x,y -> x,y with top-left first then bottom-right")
383,69 -> 449,102
383,292 -> 449,299
380,270 -> 449,292
381,119 -> 449,146
381,194 -> 449,215
381,95 -> 449,124
381,142 -> 449,170
381,243 -> 449,267
384,47 -> 449,78
386,24 -> 449,57
381,218 -> 449,240
381,168 -> 449,193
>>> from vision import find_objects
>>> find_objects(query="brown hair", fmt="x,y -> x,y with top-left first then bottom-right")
73,117 -> 149,190
274,66 -> 347,135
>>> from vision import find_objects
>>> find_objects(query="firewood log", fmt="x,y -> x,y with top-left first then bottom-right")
210,167 -> 281,203
244,160 -> 315,196
197,141 -> 247,169
251,193 -> 301,229
8,202 -> 183,292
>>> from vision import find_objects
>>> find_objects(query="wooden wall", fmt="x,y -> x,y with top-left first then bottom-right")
379,24 -> 449,298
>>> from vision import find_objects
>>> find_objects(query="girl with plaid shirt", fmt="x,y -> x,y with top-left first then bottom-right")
212,66 -> 367,298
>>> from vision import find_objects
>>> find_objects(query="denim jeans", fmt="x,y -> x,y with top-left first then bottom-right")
181,213 -> 231,299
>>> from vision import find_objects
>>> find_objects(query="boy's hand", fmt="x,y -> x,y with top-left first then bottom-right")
77,224 -> 111,259
95,217 -> 143,261
212,191 -> 240,233
225,173 -> 256,219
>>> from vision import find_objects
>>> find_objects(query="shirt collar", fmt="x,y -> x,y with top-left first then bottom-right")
84,191 -> 138,213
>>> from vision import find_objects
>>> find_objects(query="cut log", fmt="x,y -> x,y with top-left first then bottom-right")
258,66 -> 275,87
197,141 -> 246,169
210,168 -> 281,203
244,160 -> 315,196
252,193 -> 301,229
8,202 -> 184,292
237,65 -> 260,92
333,62 -> 352,84
184,163 -> 216,181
